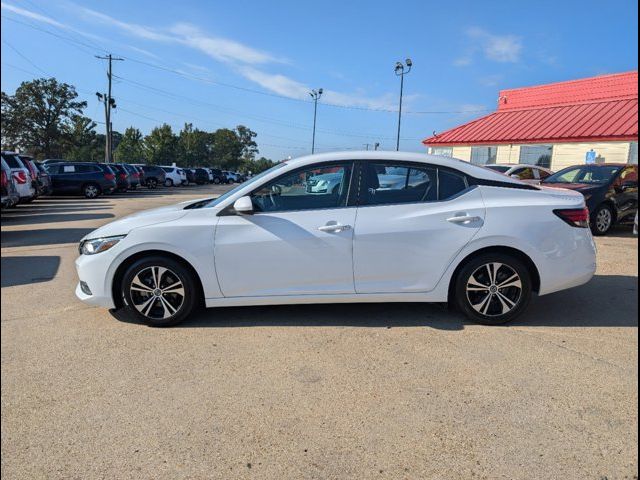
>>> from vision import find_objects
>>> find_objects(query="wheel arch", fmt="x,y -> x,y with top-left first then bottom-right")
447,245 -> 541,303
111,249 -> 205,309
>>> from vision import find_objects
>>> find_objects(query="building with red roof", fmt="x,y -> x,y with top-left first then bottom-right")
423,71 -> 638,171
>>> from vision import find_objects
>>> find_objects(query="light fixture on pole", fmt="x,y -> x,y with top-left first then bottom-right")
394,58 -> 412,151
309,88 -> 323,154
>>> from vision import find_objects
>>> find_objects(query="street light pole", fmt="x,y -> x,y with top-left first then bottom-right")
309,88 -> 323,154
394,58 -> 412,151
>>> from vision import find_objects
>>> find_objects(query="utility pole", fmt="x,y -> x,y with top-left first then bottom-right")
394,58 -> 412,151
363,143 -> 371,151
374,142 -> 380,151
95,54 -> 123,162
309,88 -> 323,154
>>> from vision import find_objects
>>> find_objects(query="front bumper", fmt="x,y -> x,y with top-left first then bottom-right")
74,252 -> 116,309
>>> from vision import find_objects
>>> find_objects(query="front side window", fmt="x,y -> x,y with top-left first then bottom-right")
250,163 -> 353,213
470,146 -> 497,166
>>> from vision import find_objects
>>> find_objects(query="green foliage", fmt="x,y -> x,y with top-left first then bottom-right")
144,124 -> 178,165
114,127 -> 145,163
1,78 -> 275,168
1,78 -> 87,158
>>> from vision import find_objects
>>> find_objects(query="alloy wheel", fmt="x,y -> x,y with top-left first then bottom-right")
465,262 -> 523,317
85,185 -> 99,198
596,208 -> 612,233
129,266 -> 185,320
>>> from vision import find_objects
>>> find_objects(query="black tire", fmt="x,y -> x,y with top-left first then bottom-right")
165,178 -> 174,187
82,183 -> 101,199
454,253 -> 532,325
213,177 -> 221,184
147,178 -> 158,189
590,204 -> 614,236
121,256 -> 198,327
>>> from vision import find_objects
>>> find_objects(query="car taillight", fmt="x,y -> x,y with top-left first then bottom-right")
13,171 -> 27,184
119,173 -> 127,179
1,170 -> 7,188
554,208 -> 590,228
104,173 -> 115,181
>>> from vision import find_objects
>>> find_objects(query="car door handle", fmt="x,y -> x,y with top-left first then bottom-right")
447,215 -> 481,224
318,223 -> 352,233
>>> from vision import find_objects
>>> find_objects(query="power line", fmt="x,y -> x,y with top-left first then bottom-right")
2,14 -> 491,116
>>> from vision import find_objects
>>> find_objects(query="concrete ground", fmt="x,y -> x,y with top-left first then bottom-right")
1,185 -> 637,480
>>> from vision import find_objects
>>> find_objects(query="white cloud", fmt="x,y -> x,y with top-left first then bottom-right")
454,27 -> 523,66
76,5 -> 172,42
467,27 -> 522,63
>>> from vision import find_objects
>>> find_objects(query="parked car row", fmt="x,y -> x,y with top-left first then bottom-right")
485,162 -> 638,235
2,154 -> 243,205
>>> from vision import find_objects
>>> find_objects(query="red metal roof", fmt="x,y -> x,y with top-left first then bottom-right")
424,71 -> 639,146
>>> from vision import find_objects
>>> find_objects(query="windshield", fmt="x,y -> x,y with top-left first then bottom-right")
188,162 -> 287,209
485,165 -> 512,173
543,165 -> 621,184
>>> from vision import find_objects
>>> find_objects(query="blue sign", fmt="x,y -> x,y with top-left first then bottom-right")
586,149 -> 597,164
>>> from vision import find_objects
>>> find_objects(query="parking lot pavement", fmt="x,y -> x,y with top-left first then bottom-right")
1,189 -> 637,480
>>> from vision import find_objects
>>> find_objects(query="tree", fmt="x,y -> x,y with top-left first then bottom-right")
62,115 -> 104,161
235,125 -> 258,161
178,123 -> 211,166
115,127 -> 145,162
242,156 -> 276,175
1,78 -> 87,158
210,128 -> 243,169
144,124 -> 177,165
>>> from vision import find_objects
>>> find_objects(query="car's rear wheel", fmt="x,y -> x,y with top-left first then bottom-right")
121,257 -> 198,327
454,253 -> 532,325
83,183 -> 101,199
591,204 -> 613,236
165,178 -> 174,187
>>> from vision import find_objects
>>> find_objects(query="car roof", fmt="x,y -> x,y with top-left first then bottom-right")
286,151 -> 525,185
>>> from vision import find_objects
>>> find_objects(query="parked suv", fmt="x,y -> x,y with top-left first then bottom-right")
193,168 -> 210,185
134,165 -> 166,189
109,163 -> 132,192
1,151 -> 36,203
33,161 -> 53,195
208,168 -> 226,184
542,163 -> 638,235
160,166 -> 187,187
1,157 -> 20,208
46,162 -> 117,198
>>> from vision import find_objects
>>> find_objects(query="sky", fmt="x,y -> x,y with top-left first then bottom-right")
1,0 -> 638,161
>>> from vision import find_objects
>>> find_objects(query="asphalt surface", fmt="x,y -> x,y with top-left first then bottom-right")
1,185 -> 638,479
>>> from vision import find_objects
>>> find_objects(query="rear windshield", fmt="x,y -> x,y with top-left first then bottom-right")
2,154 -> 24,169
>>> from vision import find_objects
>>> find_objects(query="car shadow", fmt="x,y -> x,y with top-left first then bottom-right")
1,256 -> 61,287
0,213 -> 114,226
1,228 -> 95,247
109,274 -> 637,330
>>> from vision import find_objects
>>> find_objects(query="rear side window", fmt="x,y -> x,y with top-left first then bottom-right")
2,154 -> 22,169
438,169 -> 469,200
513,167 -> 535,180
538,169 -> 552,180
364,163 -> 437,205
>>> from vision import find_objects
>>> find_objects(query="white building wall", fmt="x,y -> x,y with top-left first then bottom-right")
551,142 -> 631,170
451,146 -> 472,161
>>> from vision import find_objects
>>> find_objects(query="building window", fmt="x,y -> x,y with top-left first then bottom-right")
519,145 -> 553,168
429,146 -> 453,157
629,142 -> 638,164
470,146 -> 497,165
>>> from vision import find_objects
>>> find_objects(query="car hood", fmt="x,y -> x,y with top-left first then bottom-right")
80,200 -> 200,240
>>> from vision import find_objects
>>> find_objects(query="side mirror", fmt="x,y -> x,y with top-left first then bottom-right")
233,196 -> 254,214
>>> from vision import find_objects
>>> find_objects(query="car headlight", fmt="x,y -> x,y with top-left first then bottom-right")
79,235 -> 126,255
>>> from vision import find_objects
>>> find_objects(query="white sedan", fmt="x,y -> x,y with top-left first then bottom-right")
75,152 -> 597,327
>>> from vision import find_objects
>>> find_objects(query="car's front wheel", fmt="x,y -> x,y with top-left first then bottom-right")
121,257 -> 198,327
591,204 -> 613,236
454,253 -> 532,325
147,178 -> 158,189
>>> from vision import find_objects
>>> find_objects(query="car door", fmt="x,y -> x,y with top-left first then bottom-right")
214,161 -> 357,297
52,164 -> 78,193
353,161 -> 486,294
612,165 -> 638,222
